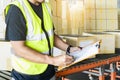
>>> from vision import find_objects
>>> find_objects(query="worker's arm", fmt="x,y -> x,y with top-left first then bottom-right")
54,34 -> 81,53
11,41 -> 73,66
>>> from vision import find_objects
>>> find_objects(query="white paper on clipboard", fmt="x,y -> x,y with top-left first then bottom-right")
70,41 -> 100,63
58,41 -> 101,71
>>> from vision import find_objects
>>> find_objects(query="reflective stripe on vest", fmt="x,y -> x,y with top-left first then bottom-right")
5,0 -> 54,75
27,29 -> 53,41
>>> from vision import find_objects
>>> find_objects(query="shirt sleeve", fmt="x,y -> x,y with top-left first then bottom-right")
5,5 -> 27,41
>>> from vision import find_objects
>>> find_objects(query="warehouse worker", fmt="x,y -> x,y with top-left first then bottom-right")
5,0 -> 80,80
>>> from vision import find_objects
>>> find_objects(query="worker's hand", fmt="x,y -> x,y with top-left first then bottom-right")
70,47 -> 82,53
52,54 -> 74,66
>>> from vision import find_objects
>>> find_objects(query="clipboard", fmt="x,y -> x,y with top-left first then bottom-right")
58,40 -> 101,71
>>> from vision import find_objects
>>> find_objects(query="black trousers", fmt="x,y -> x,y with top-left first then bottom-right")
11,65 -> 55,80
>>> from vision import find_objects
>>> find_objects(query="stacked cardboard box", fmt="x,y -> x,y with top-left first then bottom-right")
50,0 -> 84,35
84,0 -> 118,32
50,0 -> 118,34
83,32 -> 115,54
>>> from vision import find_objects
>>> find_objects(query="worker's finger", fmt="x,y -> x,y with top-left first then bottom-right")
66,57 -> 74,62
65,60 -> 73,66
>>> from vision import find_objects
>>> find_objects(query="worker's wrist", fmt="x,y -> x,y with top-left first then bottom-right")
66,45 -> 72,55
44,55 -> 54,65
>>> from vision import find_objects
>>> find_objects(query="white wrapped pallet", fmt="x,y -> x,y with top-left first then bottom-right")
0,0 -> 14,70
0,42 -> 12,70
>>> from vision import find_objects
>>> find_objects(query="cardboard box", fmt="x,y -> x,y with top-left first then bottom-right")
103,31 -> 120,48
52,16 -> 58,32
57,18 -> 68,34
79,27 -> 84,35
84,30 -> 97,33
56,0 -> 67,19
52,0 -> 84,35
96,0 -> 106,9
96,20 -> 107,30
84,0 -> 95,8
85,9 -> 95,20
107,20 -> 118,30
85,20 -> 96,30
106,0 -> 117,8
96,9 -> 106,19
106,9 -> 118,19
83,32 -> 115,54
96,29 -> 107,32
49,0 -> 57,16
62,35 -> 96,47
67,0 -> 84,35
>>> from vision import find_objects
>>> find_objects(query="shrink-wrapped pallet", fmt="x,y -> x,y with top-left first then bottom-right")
0,42 -> 12,70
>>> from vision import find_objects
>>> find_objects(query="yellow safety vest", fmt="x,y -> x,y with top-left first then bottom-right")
5,0 -> 54,75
